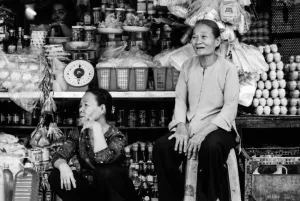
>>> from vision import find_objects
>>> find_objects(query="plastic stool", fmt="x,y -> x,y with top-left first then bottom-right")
183,148 -> 241,201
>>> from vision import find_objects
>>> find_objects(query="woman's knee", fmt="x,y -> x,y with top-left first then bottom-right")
94,164 -> 123,180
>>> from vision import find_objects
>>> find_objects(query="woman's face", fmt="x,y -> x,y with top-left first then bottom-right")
79,92 -> 103,125
191,23 -> 220,56
52,4 -> 67,22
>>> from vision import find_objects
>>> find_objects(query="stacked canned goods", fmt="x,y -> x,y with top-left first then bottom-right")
28,148 -> 51,173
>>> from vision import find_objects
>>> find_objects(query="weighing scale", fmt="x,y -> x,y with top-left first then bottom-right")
63,59 -> 95,91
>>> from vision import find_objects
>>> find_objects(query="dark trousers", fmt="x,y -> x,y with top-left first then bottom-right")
153,129 -> 236,201
48,163 -> 139,201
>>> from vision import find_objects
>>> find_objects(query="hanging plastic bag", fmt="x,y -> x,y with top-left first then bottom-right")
238,75 -> 257,107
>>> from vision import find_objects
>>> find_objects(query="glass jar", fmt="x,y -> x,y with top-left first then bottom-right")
72,26 -> 84,41
93,7 -> 102,25
83,12 -> 92,25
105,8 -> 115,18
137,0 -> 146,11
115,8 -> 126,22
84,26 -> 95,42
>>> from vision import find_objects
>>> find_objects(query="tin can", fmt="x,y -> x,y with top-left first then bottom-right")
139,110 -> 147,127
84,12 -> 92,25
84,26 -> 95,42
117,109 -> 125,127
128,109 -> 137,127
93,7 -> 102,25
42,148 -> 50,161
137,0 -> 146,11
31,148 -> 43,163
159,109 -> 166,127
72,26 -> 84,41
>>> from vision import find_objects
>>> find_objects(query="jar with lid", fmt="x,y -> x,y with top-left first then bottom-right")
115,8 -> 126,22
137,0 -> 146,12
84,26 -> 95,42
147,0 -> 154,11
105,8 -> 115,19
126,8 -> 135,20
72,26 -> 84,41
83,12 -> 92,25
93,7 -> 102,25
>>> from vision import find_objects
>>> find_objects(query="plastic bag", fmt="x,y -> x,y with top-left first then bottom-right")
51,58 -> 68,92
100,42 -> 127,61
238,75 -> 256,107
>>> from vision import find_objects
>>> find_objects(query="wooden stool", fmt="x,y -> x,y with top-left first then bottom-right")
183,148 -> 241,201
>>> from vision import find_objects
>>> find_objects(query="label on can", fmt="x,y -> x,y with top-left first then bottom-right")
31,148 -> 42,163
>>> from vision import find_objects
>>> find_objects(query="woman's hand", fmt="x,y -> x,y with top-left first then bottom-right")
186,133 -> 206,160
58,163 -> 76,191
168,123 -> 189,154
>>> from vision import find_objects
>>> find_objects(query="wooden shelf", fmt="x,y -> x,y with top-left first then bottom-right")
0,91 -> 176,99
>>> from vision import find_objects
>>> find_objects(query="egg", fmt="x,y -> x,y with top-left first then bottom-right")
255,89 -> 263,98
271,89 -> 279,98
280,98 -> 288,106
280,106 -> 288,115
254,73 -> 260,82
276,70 -> 284,80
252,98 -> 260,107
270,44 -> 278,53
276,61 -> 284,71
269,70 -> 277,80
273,97 -> 281,106
264,80 -> 272,90
258,46 -> 264,54
287,81 -> 297,91
11,72 -> 22,81
264,45 -> 271,54
290,62 -> 297,71
266,98 -> 273,106
296,55 -> 300,63
266,53 -> 274,63
257,81 -> 265,90
272,105 -> 280,115
290,90 -> 300,99
260,72 -> 268,81
262,89 -> 269,99
288,71 -> 298,81
290,55 -> 295,63
284,64 -> 290,73
0,70 -> 9,79
278,88 -> 286,98
290,106 -> 297,115
273,52 -> 281,63
278,79 -> 286,88
259,98 -> 267,106
297,63 -> 300,71
272,80 -> 279,89
263,106 -> 271,115
288,98 -> 298,106
255,106 -> 264,115
269,62 -> 276,71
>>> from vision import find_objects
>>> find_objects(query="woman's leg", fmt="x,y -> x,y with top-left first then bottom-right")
48,169 -> 92,201
196,129 -> 236,201
153,132 -> 186,201
92,163 -> 139,201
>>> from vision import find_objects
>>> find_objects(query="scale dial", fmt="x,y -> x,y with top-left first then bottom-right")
64,60 -> 94,87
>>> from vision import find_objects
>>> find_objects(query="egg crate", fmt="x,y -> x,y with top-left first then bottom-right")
241,148 -> 300,201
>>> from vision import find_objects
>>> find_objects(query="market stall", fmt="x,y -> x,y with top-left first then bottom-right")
1,0 -> 300,201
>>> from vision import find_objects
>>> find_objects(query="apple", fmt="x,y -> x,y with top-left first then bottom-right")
264,45 -> 271,54
271,89 -> 279,98
290,106 -> 297,115
290,55 -> 295,63
280,106 -> 288,115
262,89 -> 269,98
269,70 -> 277,80
290,90 -> 300,98
255,89 -> 263,98
288,98 -> 298,106
278,79 -> 286,88
278,88 -> 286,98
258,46 -> 264,54
288,71 -> 299,81
273,97 -> 281,106
272,80 -> 279,89
290,62 -> 297,71
266,53 -> 274,63
276,70 -> 284,80
287,81 -> 297,90
257,81 -> 265,90
297,81 -> 300,90
260,72 -> 268,81
252,98 -> 260,107
270,44 -> 278,53
259,98 -> 267,106
276,61 -> 284,70
255,106 -> 264,115
263,106 -> 271,115
280,98 -> 288,106
265,80 -> 272,90
269,62 -> 276,71
272,105 -> 280,115
297,63 -> 300,71
274,52 -> 281,63
296,55 -> 300,63
266,98 -> 273,106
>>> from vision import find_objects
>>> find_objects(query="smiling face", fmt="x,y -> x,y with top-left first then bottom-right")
79,92 -> 105,125
52,3 -> 67,22
191,23 -> 221,56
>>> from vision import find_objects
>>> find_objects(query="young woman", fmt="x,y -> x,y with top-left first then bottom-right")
48,88 -> 138,201
153,19 -> 240,201
50,2 -> 73,37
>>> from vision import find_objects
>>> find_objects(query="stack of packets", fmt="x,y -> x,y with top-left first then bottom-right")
30,30 -> 47,48
44,44 -> 71,63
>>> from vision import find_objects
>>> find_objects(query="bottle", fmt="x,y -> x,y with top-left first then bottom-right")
0,100 -> 6,125
3,164 -> 13,201
6,101 -> 12,125
25,111 -> 33,126
43,173 -> 53,201
139,181 -> 151,201
16,27 -> 23,51
124,146 -> 131,170
151,181 -> 159,201
147,144 -> 153,162
7,29 -> 16,54
32,107 -> 41,126
20,111 -> 26,125
140,143 -> 146,162
132,143 -> 139,163
38,179 -> 44,201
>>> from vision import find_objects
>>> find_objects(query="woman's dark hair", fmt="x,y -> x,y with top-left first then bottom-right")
86,88 -> 113,120
194,19 -> 221,39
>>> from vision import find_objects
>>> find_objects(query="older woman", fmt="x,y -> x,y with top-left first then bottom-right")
153,19 -> 240,201
48,88 -> 138,201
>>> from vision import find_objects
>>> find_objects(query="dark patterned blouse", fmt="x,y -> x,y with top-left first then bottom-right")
51,125 -> 126,170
